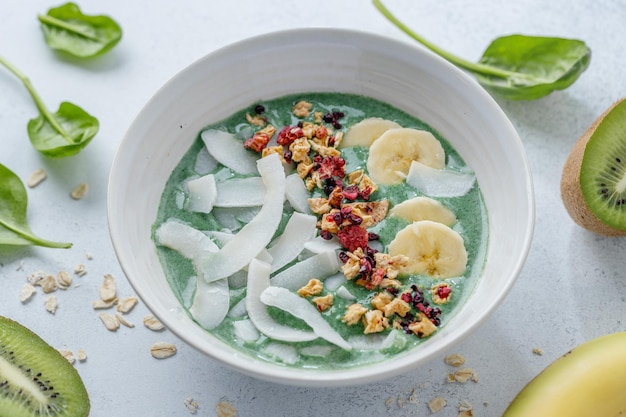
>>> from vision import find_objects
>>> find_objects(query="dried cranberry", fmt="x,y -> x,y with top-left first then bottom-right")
338,251 -> 349,263
401,293 -> 412,304
360,186 -> 373,201
283,150 -> 293,164
347,213 -> 363,225
277,126 -> 304,146
320,230 -> 333,240
367,232 -> 379,241
332,211 -> 343,224
254,104 -> 265,114
437,285 -> 452,299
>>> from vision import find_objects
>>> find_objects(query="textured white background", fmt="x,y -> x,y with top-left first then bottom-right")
1,1 -> 625,416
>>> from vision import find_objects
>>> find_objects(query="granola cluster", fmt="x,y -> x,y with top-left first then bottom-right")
241,99 -> 453,339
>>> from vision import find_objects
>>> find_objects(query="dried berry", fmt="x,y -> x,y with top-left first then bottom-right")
337,225 -> 369,252
254,104 -> 265,114
244,132 -> 270,153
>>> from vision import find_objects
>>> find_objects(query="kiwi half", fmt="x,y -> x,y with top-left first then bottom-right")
0,316 -> 89,417
561,98 -> 626,236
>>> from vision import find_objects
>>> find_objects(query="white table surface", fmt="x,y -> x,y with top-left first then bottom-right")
1,1 -> 625,416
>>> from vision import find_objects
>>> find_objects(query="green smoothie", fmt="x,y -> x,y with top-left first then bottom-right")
153,92 -> 488,369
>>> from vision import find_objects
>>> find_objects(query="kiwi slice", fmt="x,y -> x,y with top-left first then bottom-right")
0,316 -> 90,417
561,98 -> 626,236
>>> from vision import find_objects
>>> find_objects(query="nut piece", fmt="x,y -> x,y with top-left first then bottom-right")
428,397 -> 447,413
99,312 -> 120,331
70,182 -> 88,200
143,314 -> 165,331
444,353 -> 466,367
45,295 -> 59,314
20,283 -> 37,303
116,296 -> 138,314
27,168 -> 47,188
150,342 -> 177,359
100,274 -> 117,302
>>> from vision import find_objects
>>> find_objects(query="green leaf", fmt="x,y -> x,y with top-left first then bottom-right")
0,163 -> 72,248
38,2 -> 122,58
475,35 -> 591,100
28,101 -> 99,158
0,55 -> 99,158
373,0 -> 591,101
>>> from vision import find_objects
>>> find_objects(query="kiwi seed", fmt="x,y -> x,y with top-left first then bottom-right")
0,316 -> 90,417
561,98 -> 626,236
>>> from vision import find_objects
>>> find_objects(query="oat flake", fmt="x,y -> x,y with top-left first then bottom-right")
93,298 -> 117,310
184,397 -> 199,414
444,353 -> 466,367
57,271 -> 72,289
143,314 -> 165,331
45,295 -> 59,314
70,182 -> 88,200
100,274 -> 117,302
20,283 -> 36,303
216,400 -> 237,417
77,349 -> 88,362
27,168 -> 47,188
150,342 -> 177,359
99,312 -> 120,331
58,349 -> 75,364
115,313 -> 134,328
117,296 -> 138,314
428,397 -> 446,413
74,264 -> 87,276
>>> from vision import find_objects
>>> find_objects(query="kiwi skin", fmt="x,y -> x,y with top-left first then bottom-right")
0,316 -> 90,417
561,98 -> 626,236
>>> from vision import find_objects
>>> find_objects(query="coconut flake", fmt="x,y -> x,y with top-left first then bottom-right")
155,219 -> 219,260
405,161 -> 476,197
201,129 -> 258,175
299,345 -> 335,357
348,329 -> 403,350
215,177 -> 266,207
267,212 -> 317,272
186,174 -> 217,213
246,258 -> 317,342
260,286 -> 351,350
270,251 -> 341,290
323,273 -> 346,291
227,297 -> 248,318
336,285 -> 356,300
194,146 -> 218,174
189,277 -> 229,330
265,342 -> 299,365
198,153 -> 286,282
285,173 -> 311,213
303,235 -> 342,254
233,319 -> 260,342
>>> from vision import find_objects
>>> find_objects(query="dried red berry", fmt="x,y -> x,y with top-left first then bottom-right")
277,126 -> 304,146
243,133 -> 270,153
360,186 -> 373,201
437,285 -> 452,299
320,230 -> 333,240
337,225 -> 368,252
342,185 -> 359,201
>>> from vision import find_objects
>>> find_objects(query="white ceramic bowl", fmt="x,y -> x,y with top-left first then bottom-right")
108,28 -> 534,386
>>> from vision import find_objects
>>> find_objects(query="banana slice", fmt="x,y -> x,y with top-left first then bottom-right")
366,128 -> 445,185
340,117 -> 401,148
389,196 -> 456,226
388,220 -> 467,278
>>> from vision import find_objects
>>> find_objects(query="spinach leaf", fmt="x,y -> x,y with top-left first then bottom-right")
0,55 -> 99,157
38,2 -> 122,58
373,0 -> 591,100
0,163 -> 72,248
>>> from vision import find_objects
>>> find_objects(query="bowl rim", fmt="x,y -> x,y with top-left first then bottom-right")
108,27 -> 535,386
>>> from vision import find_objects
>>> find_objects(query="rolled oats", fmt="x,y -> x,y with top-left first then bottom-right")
93,298 -> 117,309
150,342 -> 177,359
20,283 -> 36,303
27,168 -> 47,188
77,349 -> 88,362
143,314 -> 165,331
74,264 -> 87,277
115,313 -> 134,328
216,400 -> 237,417
57,271 -> 72,289
58,349 -> 75,364
99,312 -> 120,331
116,296 -> 138,314
444,353 -> 466,367
428,397 -> 446,413
184,397 -> 199,414
70,182 -> 88,200
100,274 -> 117,302
45,295 -> 59,314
